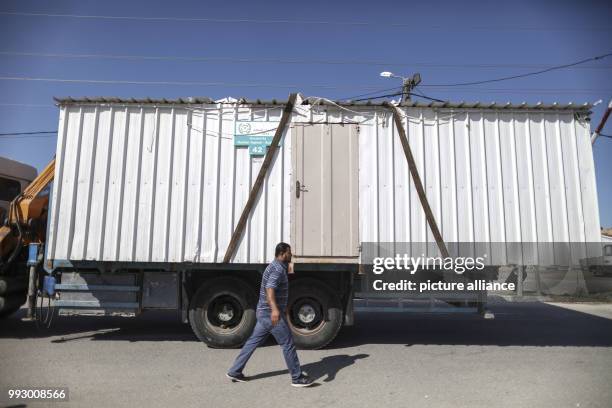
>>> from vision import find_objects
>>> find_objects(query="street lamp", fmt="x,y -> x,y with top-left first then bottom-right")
380,71 -> 421,103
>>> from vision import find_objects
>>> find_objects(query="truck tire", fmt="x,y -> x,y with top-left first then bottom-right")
0,275 -> 28,296
189,277 -> 257,348
0,293 -> 25,318
287,279 -> 343,349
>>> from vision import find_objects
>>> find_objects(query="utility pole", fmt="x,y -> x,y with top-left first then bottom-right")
401,73 -> 422,103
380,71 -> 422,103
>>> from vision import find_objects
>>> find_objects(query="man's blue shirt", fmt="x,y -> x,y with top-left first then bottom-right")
257,259 -> 289,314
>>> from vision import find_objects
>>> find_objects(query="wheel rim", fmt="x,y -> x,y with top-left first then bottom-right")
298,304 -> 317,324
206,294 -> 244,331
289,297 -> 325,335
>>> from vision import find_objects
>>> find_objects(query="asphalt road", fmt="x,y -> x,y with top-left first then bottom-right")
1,299 -> 612,408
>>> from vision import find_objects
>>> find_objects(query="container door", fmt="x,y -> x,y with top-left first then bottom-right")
292,124 -> 359,257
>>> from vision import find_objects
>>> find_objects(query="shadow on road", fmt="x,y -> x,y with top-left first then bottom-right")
0,309 -> 196,342
247,353 -> 369,382
1,301 -> 611,347
330,300 -> 612,349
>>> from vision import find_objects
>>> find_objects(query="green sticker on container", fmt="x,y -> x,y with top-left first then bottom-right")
234,121 -> 280,155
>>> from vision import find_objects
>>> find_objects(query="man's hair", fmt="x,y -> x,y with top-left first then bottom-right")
275,242 -> 291,257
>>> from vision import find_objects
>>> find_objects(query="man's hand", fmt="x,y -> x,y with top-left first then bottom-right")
266,287 -> 281,326
271,307 -> 280,326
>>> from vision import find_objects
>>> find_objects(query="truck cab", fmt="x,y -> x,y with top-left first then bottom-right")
0,156 -> 37,222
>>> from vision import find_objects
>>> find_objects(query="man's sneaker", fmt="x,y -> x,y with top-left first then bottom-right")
226,372 -> 248,383
291,374 -> 314,387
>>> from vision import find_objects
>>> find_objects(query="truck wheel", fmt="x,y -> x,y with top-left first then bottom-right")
0,275 -> 28,296
189,277 -> 257,348
287,279 -> 343,349
0,293 -> 25,318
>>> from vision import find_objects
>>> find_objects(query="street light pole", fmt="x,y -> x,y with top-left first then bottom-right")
401,78 -> 411,103
380,71 -> 421,103
398,78 -> 408,103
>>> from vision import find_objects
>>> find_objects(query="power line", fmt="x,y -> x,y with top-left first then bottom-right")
422,52 -> 612,87
1,11 -> 610,32
350,92 -> 404,102
0,76 -> 608,94
411,93 -> 446,103
0,133 -> 57,140
411,87 -> 447,103
340,86 -> 402,101
419,87 -> 611,94
0,76 -> 355,89
0,103 -> 56,108
350,91 -> 446,103
2,51 -> 611,70
341,84 -> 446,102
0,135 -> 57,140
337,52 -> 612,101
0,131 -> 57,136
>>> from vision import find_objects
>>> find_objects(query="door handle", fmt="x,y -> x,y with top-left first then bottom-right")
296,180 -> 307,198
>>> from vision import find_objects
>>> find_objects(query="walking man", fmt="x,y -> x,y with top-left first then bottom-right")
227,242 -> 314,387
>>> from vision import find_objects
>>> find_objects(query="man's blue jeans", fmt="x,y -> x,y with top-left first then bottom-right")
228,311 -> 302,381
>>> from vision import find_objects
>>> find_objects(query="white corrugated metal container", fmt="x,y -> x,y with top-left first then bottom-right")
46,96 -> 600,266
47,100 -> 292,265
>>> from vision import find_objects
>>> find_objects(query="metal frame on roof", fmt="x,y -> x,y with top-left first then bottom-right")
53,96 -> 592,112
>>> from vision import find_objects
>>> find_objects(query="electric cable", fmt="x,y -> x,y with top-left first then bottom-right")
340,86 -> 402,101
0,76 -> 607,94
0,131 -> 57,136
1,11 -> 610,32
2,51 -> 612,70
350,91 -> 446,103
422,52 -> 612,87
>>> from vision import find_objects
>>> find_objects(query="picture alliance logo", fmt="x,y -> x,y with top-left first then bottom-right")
372,254 -> 488,275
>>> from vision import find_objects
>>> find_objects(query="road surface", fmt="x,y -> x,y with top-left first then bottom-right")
1,299 -> 611,408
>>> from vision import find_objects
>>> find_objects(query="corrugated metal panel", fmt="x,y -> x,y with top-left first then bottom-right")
53,96 -> 593,111
47,104 -> 291,264
46,100 -> 600,266
357,106 -> 601,264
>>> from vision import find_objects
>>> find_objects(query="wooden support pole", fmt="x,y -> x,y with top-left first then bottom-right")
223,93 -> 298,263
383,102 -> 450,258
591,99 -> 612,145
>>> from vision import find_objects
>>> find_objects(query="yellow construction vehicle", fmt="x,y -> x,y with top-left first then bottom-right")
0,159 -> 55,318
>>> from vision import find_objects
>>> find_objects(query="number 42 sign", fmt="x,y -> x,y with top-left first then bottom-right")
234,121 -> 281,156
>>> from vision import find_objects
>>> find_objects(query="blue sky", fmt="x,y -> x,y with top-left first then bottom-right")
1,0 -> 611,226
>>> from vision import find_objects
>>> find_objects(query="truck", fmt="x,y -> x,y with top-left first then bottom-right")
0,157 -> 37,225
0,93 -> 606,348
0,156 -> 45,317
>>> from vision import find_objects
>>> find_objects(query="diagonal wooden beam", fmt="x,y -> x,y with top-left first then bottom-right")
383,102 -> 450,258
223,93 -> 298,263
